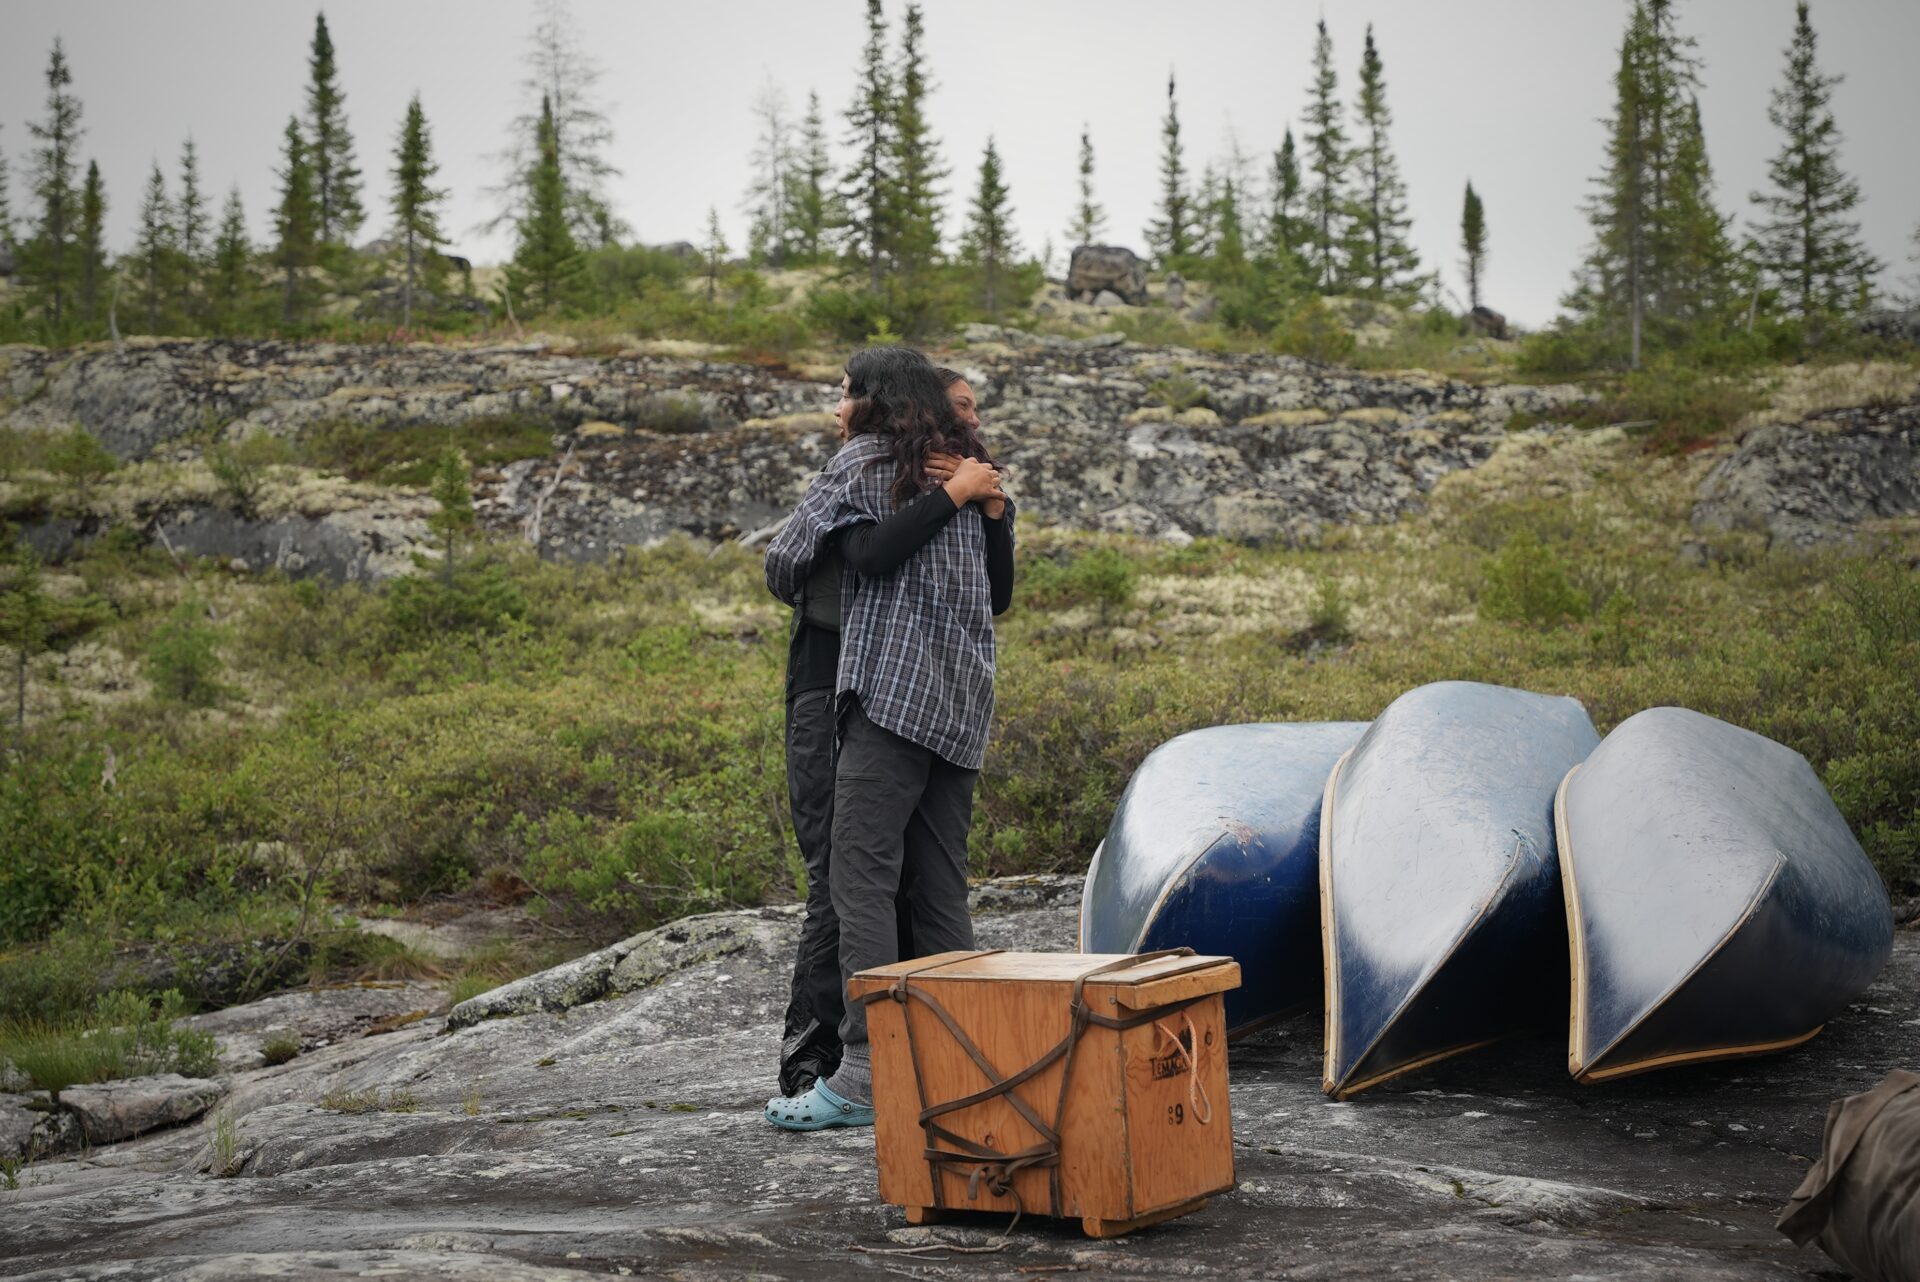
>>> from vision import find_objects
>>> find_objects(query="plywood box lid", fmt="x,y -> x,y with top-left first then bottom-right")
848,950 -> 1240,1004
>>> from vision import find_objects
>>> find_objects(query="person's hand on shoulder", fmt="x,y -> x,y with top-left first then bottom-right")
941,456 -> 1005,511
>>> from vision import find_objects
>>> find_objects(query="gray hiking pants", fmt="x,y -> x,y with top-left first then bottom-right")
832,700 -> 979,1050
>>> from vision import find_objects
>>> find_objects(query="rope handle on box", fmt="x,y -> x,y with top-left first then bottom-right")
862,948 -> 1210,1221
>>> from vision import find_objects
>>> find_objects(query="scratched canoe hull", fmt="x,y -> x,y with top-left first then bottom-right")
1557,707 -> 1893,1083
1080,722 -> 1369,1036
1320,682 -> 1600,1099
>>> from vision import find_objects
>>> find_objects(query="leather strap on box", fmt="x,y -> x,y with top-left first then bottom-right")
862,948 -> 1209,1220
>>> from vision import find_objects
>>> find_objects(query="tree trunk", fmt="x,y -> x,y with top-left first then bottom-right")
404,232 -> 416,329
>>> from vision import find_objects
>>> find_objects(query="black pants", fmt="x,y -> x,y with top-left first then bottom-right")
832,700 -> 979,1051
777,689 -> 927,1094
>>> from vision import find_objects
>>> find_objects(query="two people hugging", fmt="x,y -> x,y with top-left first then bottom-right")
761,345 -> 1015,1131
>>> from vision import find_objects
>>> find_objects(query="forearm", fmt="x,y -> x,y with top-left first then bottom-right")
838,487 -> 959,576
984,500 -> 1016,616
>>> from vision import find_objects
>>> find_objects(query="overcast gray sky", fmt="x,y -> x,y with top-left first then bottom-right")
3,0 -> 1916,327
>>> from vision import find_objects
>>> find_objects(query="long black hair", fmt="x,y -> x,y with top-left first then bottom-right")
845,346 -> 993,506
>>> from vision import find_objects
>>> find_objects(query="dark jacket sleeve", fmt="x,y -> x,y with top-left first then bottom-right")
836,487 -> 959,575
984,499 -> 1015,616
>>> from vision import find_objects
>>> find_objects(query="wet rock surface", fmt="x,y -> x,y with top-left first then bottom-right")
1693,398 -> 1920,547
1,876 -> 1914,1280
3,338 -> 1588,575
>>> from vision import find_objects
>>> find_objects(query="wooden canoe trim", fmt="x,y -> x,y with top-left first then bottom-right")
1317,748 -> 1352,1094
1556,764 -> 1591,1075
1077,842 -> 1102,952
1082,1196 -> 1210,1239
1576,1025 -> 1824,1083
902,1205 -> 949,1226
1331,1037 -> 1502,1101
1570,853 -> 1786,1079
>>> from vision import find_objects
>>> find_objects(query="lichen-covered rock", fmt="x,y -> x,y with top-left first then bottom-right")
1693,400 -> 1920,546
3,337 -> 1589,569
59,1075 -> 227,1146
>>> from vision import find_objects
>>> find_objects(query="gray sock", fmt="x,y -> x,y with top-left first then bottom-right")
824,1042 -> 872,1106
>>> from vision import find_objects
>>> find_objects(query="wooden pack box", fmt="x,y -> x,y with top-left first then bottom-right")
847,949 -> 1240,1238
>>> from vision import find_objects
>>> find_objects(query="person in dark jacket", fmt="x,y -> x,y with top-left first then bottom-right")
772,363 -> 1012,1099
763,347 -> 1013,1129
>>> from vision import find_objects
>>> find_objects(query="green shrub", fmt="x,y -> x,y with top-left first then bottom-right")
1273,298 -> 1357,365
206,430 -> 293,513
296,416 -> 555,487
1602,360 -> 1767,454
1145,372 -> 1211,413
1069,547 -> 1137,622
259,1031 -> 301,1066
383,558 -> 529,644
1305,575 -> 1355,645
0,749 -> 132,946
1479,530 -> 1589,625
0,989 -> 218,1101
44,427 -> 118,500
146,599 -> 229,706
631,392 -> 719,434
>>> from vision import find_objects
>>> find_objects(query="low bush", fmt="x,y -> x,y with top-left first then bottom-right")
0,990 -> 217,1101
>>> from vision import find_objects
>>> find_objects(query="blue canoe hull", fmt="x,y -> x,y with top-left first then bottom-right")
1081,721 -> 1369,1036
1321,681 -> 1600,1098
1558,707 -> 1893,1082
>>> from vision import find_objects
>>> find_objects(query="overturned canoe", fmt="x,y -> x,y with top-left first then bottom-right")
1321,681 -> 1599,1099
1080,722 -> 1368,1036
1558,707 -> 1893,1083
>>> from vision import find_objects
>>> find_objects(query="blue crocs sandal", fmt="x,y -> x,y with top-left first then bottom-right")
765,1078 -> 875,1131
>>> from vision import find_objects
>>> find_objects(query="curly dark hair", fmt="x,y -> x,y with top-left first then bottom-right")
845,347 -> 993,506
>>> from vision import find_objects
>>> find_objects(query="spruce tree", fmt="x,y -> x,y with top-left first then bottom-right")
962,136 -> 1019,317
1144,71 -> 1193,266
1566,0 -> 1733,364
176,138 -> 208,325
77,162 -> 108,330
272,117 -> 319,328
1265,128 -> 1304,261
702,206 -> 728,304
1068,125 -> 1104,246
840,0 -> 895,291
784,91 -> 834,264
1301,21 -> 1347,292
427,449 -> 474,585
391,94 -> 448,328
1213,174 -> 1247,275
1344,26 -> 1423,299
887,3 -> 946,282
134,161 -> 175,333
1191,164 -> 1222,261
489,0 -> 625,245
0,129 -> 13,255
743,80 -> 793,267
211,187 -> 251,332
504,94 -> 587,314
1460,181 -> 1487,311
24,39 -> 85,331
1749,1 -> 1881,320
1661,97 -> 1736,326
305,13 -> 365,247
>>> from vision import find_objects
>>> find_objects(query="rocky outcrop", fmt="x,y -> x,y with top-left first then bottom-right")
1693,399 -> 1920,547
58,1074 -> 226,1146
2,876 -> 1917,1280
1066,245 -> 1148,305
3,336 -> 1587,572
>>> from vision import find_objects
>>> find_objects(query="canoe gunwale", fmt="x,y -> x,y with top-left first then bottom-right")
1321,745 -> 1538,1099
1077,840 -> 1103,953
1130,830 -> 1238,955
1558,760 -> 1801,1081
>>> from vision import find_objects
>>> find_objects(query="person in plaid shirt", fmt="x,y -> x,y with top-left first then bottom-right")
763,347 -> 1014,1130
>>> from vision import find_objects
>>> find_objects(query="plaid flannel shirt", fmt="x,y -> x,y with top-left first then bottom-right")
764,433 -> 1006,770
